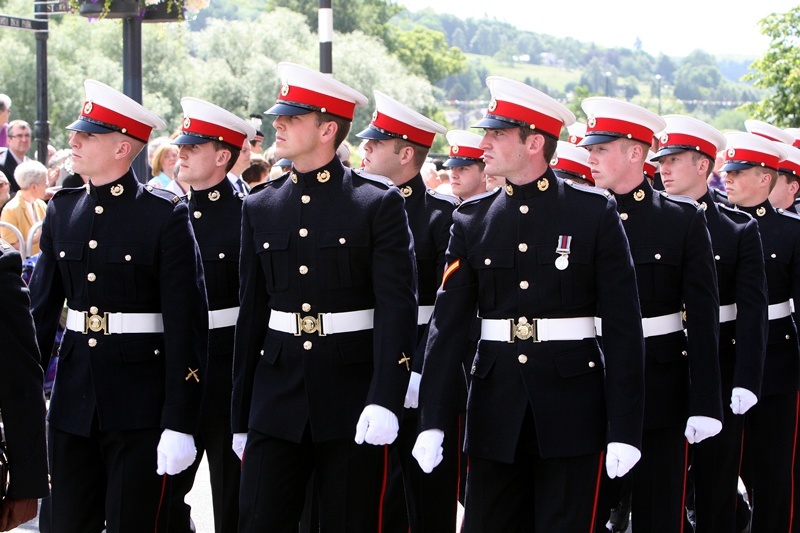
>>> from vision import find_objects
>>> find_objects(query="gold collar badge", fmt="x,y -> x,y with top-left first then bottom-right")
208,190 -> 220,202
110,184 -> 124,197
505,183 -> 514,196
400,186 -> 412,198
537,177 -> 549,192
317,170 -> 331,183
633,189 -> 645,202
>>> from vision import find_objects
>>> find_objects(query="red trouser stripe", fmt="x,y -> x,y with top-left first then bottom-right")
790,392 -> 800,532
589,451 -> 605,533
377,444 -> 389,533
154,473 -> 168,533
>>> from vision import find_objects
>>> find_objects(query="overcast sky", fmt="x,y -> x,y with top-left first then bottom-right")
398,0 -> 798,57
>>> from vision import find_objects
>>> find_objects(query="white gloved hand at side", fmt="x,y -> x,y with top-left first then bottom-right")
731,387 -> 758,415
156,429 -> 196,475
404,372 -> 422,409
412,429 -> 445,474
354,404 -> 399,445
684,415 -> 723,444
606,442 -> 641,479
232,433 -> 248,461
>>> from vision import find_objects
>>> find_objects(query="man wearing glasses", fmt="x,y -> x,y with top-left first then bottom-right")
0,120 -> 32,194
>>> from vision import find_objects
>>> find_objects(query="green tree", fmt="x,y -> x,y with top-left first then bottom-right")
744,6 -> 800,125
387,25 -> 466,84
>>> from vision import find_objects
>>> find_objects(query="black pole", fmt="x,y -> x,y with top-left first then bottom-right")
122,16 -> 147,182
319,0 -> 332,73
34,0 -> 49,165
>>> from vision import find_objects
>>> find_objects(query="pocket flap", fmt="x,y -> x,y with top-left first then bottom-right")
202,244 -> 239,262
255,232 -> 290,252
261,334 -> 283,365
632,246 -> 682,266
553,348 -> 602,378
54,241 -> 85,261
120,336 -> 165,363
318,229 -> 370,248
468,249 -> 514,269
104,245 -> 156,265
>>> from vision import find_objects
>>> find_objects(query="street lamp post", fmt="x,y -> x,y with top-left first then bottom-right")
605,71 -> 611,97
655,74 -> 662,114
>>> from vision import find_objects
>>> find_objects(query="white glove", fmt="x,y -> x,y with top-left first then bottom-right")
232,433 -> 248,461
731,387 -> 758,415
684,415 -> 723,444
606,442 -> 641,479
412,429 -> 445,474
404,372 -> 422,409
354,404 -> 399,445
156,429 -> 196,475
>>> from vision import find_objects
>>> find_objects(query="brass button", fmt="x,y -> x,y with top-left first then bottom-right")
124,254 -> 132,262
88,338 -> 97,347
714,255 -> 720,260
654,254 -> 662,260
90,306 -> 99,315
681,350 -> 688,356
518,354 -> 528,364
786,334 -> 792,340
620,213 -> 628,221
302,303 -> 311,312
154,349 -> 160,355
299,265 -> 308,275
484,258 -> 492,266
218,253 -> 225,259
263,242 -> 270,249
588,361 -> 596,368
194,211 -> 202,219
519,205 -> 529,214
260,349 -> 264,355
299,228 -> 308,237
301,195 -> 311,204
87,273 -> 96,282
89,240 -> 97,249
59,251 -> 66,258
518,243 -> 528,252
731,339 -> 736,345
95,205 -> 104,214
771,253 -> 777,259
303,341 -> 312,350
520,281 -> 529,289
339,237 -> 346,245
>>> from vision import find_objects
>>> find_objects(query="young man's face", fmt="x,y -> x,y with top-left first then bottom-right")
68,130 -> 121,178
659,151 -> 704,197
177,142 -> 226,185
272,113 -> 323,164
361,139 -> 403,182
769,173 -> 799,209
584,139 -> 633,191
449,163 -> 485,200
724,167 -> 769,207
479,128 -> 528,179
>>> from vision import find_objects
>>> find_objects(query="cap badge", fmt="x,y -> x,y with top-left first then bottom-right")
550,156 -> 559,166
400,186 -> 412,198
660,133 -> 669,144
488,99 -> 498,112
110,184 -> 124,197
317,170 -> 331,183
280,84 -> 290,97
183,117 -> 191,130
568,135 -> 578,144
633,189 -> 645,202
291,172 -> 298,184
587,116 -> 597,128
757,206 -> 766,217
537,177 -> 549,192
505,183 -> 514,196
83,101 -> 94,115
372,110 -> 378,121
208,190 -> 220,202
452,145 -> 460,154
727,148 -> 736,158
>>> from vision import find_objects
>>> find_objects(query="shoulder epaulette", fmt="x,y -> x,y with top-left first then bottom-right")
248,181 -> 270,195
658,190 -> 700,209
456,187 -> 501,209
564,179 -> 612,199
777,207 -> 800,221
145,184 -> 181,204
718,203 -> 753,221
424,188 -> 458,205
352,169 -> 394,189
51,184 -> 87,200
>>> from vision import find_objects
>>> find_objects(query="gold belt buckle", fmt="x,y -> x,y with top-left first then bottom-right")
295,313 -> 326,336
510,317 -> 539,343
83,309 -> 109,335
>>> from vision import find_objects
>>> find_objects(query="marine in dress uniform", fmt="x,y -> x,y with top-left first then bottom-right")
167,98 -> 256,533
444,130 -> 488,201
656,115 -> 768,532
413,77 -> 646,532
579,97 -> 723,533
0,239 -> 49,530
30,80 -> 208,533
723,131 -> 800,533
552,140 -> 594,186
231,63 -> 418,533
356,92 -> 459,533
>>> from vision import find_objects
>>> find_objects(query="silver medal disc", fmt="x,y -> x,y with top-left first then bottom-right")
555,255 -> 569,270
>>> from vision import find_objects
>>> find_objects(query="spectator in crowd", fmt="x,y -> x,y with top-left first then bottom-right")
0,120 -> 32,194
242,157 -> 269,187
227,139 -> 251,194
0,94 -> 10,148
1,160 -> 48,255
47,149 -> 73,188
0,171 -> 10,211
148,143 -> 179,188
249,130 -> 264,155
421,161 -> 439,189
434,168 -> 452,195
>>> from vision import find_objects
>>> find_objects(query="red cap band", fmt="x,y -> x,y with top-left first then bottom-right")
660,133 -> 717,160
489,99 -> 563,138
587,117 -> 654,145
780,159 -> 800,176
568,134 -> 584,145
553,158 -> 592,182
726,148 -> 780,170
643,161 -> 657,179
81,100 -> 152,142
182,117 -> 246,148
449,145 -> 484,159
279,84 -> 356,120
794,139 -> 800,148
371,112 -> 436,147
751,131 -> 786,143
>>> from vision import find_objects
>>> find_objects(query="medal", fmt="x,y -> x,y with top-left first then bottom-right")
555,235 -> 572,270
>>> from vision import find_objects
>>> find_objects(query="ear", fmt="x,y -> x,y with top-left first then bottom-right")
628,142 -> 645,164
526,131 -> 545,155
698,157 -> 710,177
114,139 -> 134,160
398,144 -> 416,166
318,120 -> 338,147
216,148 -> 233,169
789,178 -> 800,196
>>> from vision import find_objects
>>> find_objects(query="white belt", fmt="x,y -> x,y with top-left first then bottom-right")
480,316 -> 595,343
208,306 -> 239,329
769,300 -> 792,320
595,311 -> 683,338
66,308 -> 164,335
418,305 -> 434,326
719,304 -> 737,324
268,308 -> 374,336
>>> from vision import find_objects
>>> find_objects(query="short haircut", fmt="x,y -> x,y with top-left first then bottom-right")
211,140 -> 241,174
151,144 -> 177,177
689,151 -> 714,178
393,138 -> 430,170
243,158 -> 270,185
14,160 -> 47,189
0,94 -> 10,113
314,111 -> 351,149
518,127 -> 558,163
780,171 -> 800,198
7,120 -> 30,136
